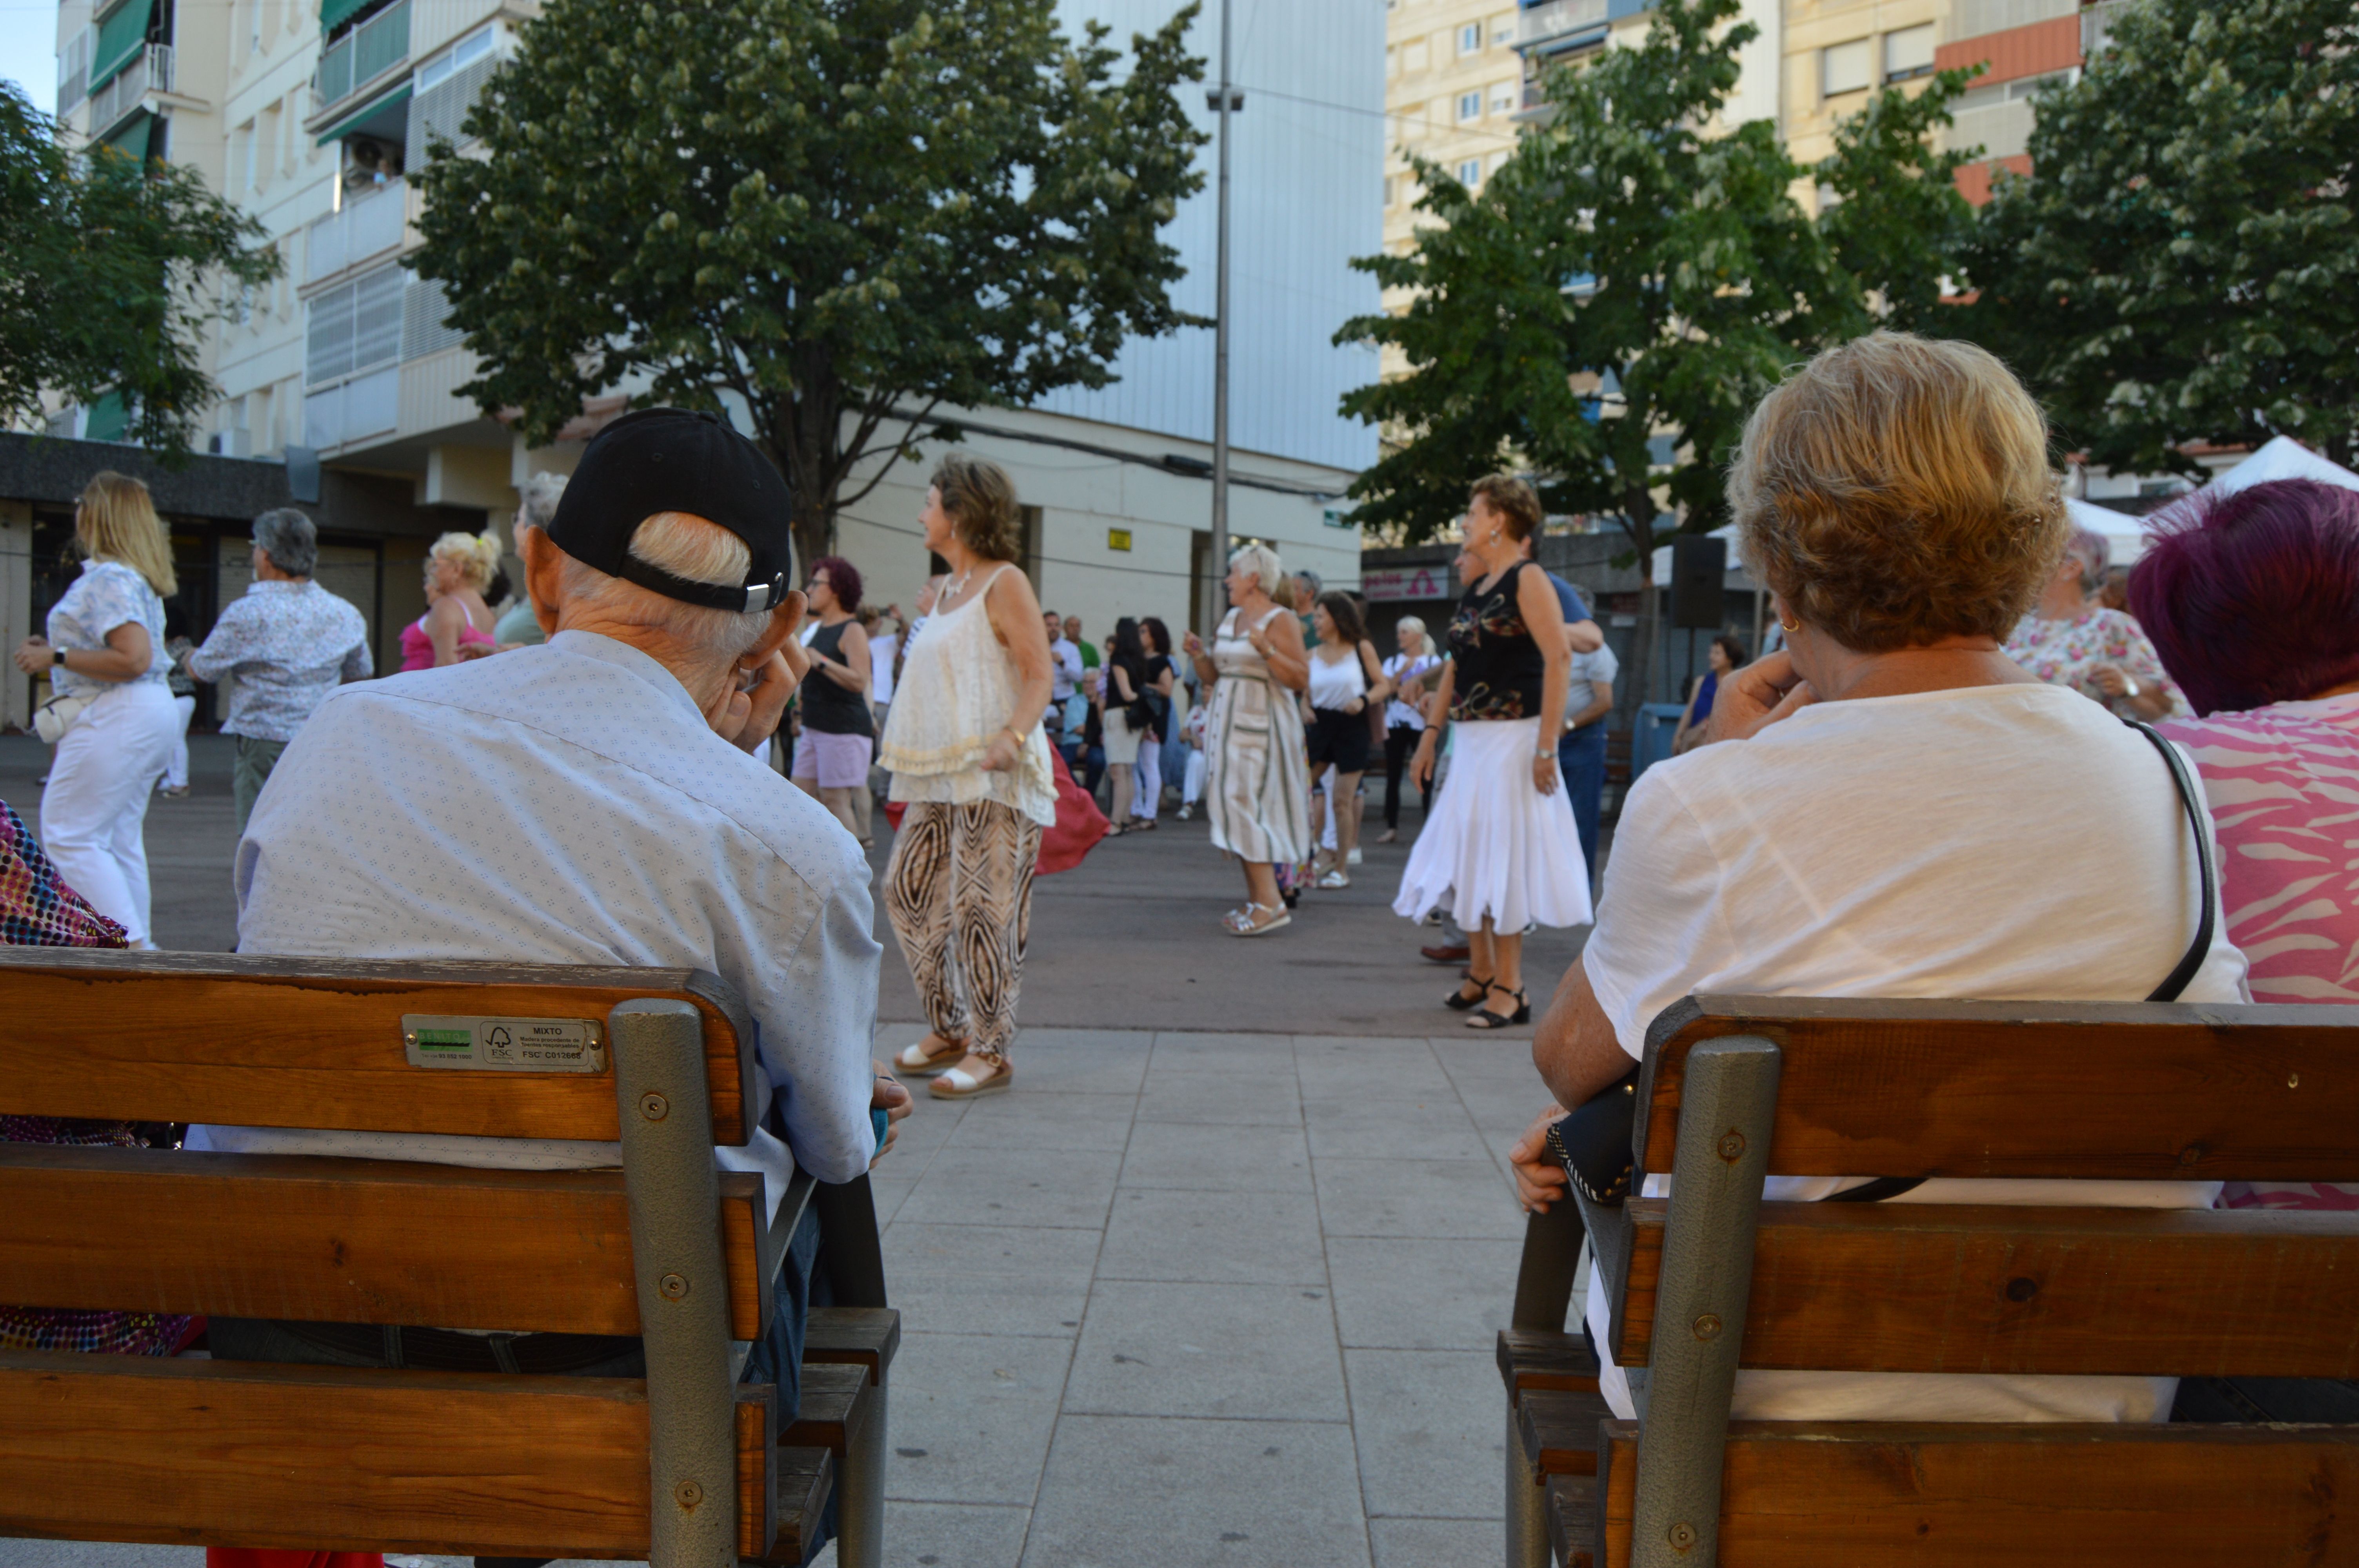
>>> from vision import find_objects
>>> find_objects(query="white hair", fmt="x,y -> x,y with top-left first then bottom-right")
516,471 -> 568,534
557,510 -> 772,662
1229,543 -> 1284,598
1394,615 -> 1428,655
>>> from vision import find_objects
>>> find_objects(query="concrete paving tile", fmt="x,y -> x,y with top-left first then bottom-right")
1325,1237 -> 1520,1350
1302,1095 -> 1492,1162
1429,1034 -> 1551,1085
885,1222 -> 1102,1338
880,1096 -> 967,1164
1368,1517 -> 1503,1566
1001,1042 -> 1151,1096
1098,1188 -> 1329,1285
1149,1030 -> 1299,1073
1311,1157 -> 1522,1240
886,1330 -> 1075,1504
1023,1415 -> 1372,1568
895,1147 -> 1125,1230
1294,1036 -> 1455,1100
871,1171 -> 919,1229
1065,1281 -> 1349,1420
1119,1119 -> 1312,1191
1345,1348 -> 1505,1520
942,1091 -> 1140,1152
1453,1085 -> 1558,1145
1014,1027 -> 1155,1052
861,1500 -> 1032,1568
1136,1071 -> 1303,1127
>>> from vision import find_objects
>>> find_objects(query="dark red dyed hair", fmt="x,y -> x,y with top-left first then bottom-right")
2128,479 -> 2359,716
808,554 -> 862,614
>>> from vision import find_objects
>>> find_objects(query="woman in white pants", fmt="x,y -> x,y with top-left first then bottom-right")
12,473 -> 182,949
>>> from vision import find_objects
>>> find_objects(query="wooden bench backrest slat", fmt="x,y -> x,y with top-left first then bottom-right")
0,951 -> 758,1144
0,1350 -> 767,1558
0,1145 -> 780,1339
1639,996 -> 2359,1181
1598,1420 -> 2359,1568
1613,1198 -> 2359,1377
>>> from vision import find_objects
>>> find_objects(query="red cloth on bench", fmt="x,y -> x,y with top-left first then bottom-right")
206,1553 -> 382,1568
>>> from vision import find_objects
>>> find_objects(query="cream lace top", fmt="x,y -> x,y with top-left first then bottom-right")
878,565 -> 1057,826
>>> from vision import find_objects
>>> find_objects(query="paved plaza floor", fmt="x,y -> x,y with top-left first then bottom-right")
0,732 -> 1596,1567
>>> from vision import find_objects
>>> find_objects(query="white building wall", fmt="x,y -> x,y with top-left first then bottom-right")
1036,0 -> 1385,474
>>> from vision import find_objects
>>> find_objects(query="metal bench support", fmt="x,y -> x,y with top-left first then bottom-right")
613,999 -> 738,1568
1630,1035 -> 1780,1568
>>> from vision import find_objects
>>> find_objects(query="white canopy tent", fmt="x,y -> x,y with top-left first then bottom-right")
2211,435 -> 2359,497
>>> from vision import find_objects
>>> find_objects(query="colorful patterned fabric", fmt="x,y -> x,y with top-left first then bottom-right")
2003,608 -> 2186,716
2159,693 -> 2359,1213
0,799 -> 197,1357
47,558 -> 170,698
1447,561 -> 1547,722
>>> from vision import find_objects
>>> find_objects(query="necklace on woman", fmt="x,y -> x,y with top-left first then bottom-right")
946,563 -> 976,604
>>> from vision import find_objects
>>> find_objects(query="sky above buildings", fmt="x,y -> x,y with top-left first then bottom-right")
4,5 -> 55,114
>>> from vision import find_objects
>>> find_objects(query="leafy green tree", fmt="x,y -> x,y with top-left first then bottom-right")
1336,0 -> 1968,691
1817,67 -> 1980,336
415,0 -> 1207,565
0,81 -> 281,453
1964,0 -> 2359,470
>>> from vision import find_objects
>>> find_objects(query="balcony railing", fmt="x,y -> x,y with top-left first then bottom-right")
306,177 -> 406,285
1513,0 -> 1610,55
87,43 -> 172,137
317,0 -> 410,113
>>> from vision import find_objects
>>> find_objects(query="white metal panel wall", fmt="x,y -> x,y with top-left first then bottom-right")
1033,0 -> 1383,473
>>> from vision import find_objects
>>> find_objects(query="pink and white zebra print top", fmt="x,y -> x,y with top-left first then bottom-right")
2161,691 -> 2359,1211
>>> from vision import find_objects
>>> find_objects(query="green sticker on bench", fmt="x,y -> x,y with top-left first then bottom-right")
401,1014 -> 607,1073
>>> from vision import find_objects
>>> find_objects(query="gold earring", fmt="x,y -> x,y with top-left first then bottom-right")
1779,617 -> 1799,632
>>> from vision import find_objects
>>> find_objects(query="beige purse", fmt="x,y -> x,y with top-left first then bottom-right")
33,691 -> 94,744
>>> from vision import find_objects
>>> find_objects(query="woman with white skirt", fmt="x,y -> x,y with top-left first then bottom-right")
1397,475 -> 1592,1027
11,473 -> 184,949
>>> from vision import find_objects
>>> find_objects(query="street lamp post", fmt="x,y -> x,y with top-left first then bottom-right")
1209,0 -> 1236,629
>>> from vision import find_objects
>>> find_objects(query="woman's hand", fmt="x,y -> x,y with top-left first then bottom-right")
13,637 -> 51,676
1245,625 -> 1271,658
2090,664 -> 2168,719
1531,748 -> 1559,796
1345,695 -> 1365,716
1509,1106 -> 1571,1213
980,728 -> 1022,773
1183,630 -> 1203,657
1411,730 -> 1439,790
1701,650 -> 1816,746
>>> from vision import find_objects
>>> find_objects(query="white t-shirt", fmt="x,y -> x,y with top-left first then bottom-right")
1383,652 -> 1442,731
1564,642 -> 1619,726
870,631 -> 899,706
1049,637 -> 1084,702
1582,681 -> 2247,1425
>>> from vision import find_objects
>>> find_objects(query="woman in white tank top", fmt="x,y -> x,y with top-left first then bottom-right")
877,456 -> 1058,1099
1302,590 -> 1392,888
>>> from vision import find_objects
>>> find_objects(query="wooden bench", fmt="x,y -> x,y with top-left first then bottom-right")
1501,994 -> 2359,1568
0,950 -> 901,1568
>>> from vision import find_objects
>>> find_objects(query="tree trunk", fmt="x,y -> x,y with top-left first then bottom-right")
1621,485 -> 1661,719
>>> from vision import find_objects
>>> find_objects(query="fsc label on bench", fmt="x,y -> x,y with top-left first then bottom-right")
402,1014 -> 607,1073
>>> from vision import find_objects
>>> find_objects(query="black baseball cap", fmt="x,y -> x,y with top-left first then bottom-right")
545,407 -> 794,613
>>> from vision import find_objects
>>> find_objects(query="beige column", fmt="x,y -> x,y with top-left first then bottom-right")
0,501 -> 31,731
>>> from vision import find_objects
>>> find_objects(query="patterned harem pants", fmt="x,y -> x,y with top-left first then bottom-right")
884,798 -> 1042,1066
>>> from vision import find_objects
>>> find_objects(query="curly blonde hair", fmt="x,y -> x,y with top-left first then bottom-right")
1732,332 -> 2067,653
932,453 -> 1023,563
429,529 -> 504,593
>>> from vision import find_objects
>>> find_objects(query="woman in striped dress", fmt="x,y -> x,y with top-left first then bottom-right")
1185,544 -> 1311,936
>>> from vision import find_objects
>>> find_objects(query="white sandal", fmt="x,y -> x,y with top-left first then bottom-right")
1224,902 -> 1292,937
895,1038 -> 966,1077
929,1062 -> 1014,1099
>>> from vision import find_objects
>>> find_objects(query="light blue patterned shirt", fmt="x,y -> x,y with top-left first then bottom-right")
184,579 -> 373,742
187,630 -> 883,1210
47,559 -> 169,698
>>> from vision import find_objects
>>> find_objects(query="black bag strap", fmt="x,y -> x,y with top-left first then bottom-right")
2126,719 -> 2217,1004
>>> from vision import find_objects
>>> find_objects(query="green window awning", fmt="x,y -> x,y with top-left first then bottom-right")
320,0 -> 373,34
102,110 -> 152,161
89,0 -> 155,94
83,390 -> 130,443
314,82 -> 409,145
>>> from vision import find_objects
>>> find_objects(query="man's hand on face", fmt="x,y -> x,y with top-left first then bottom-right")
871,1060 -> 913,1165
708,588 -> 808,753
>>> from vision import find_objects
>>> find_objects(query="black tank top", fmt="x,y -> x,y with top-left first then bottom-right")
1447,560 -> 1545,722
801,620 -> 874,736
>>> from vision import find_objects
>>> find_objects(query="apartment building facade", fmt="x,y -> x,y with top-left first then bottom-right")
20,0 -> 1381,717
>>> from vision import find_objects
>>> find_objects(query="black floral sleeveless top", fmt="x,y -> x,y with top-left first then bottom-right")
1447,560 -> 1546,722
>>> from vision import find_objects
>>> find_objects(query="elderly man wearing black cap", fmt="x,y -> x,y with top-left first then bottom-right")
187,411 -> 905,1565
